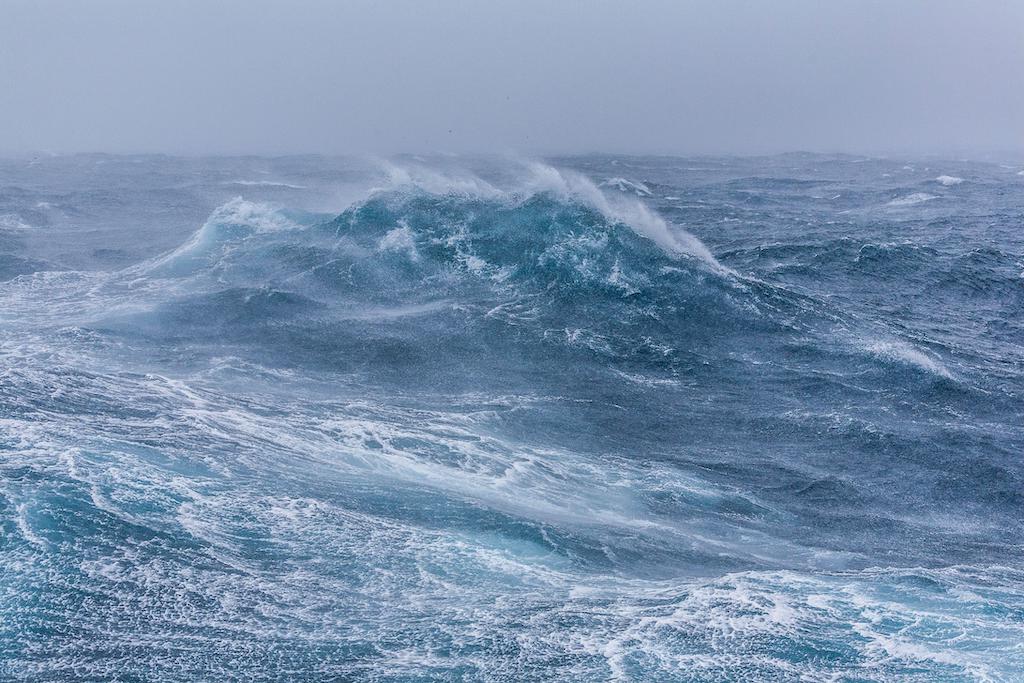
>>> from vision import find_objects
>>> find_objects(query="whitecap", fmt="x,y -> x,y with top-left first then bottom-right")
865,340 -> 952,378
372,159 -> 728,274
887,193 -> 938,207
377,222 -> 419,261
600,177 -> 653,197
522,163 -> 729,274
376,161 -> 502,197
0,214 -> 33,231
138,197 -> 298,277
611,369 -> 680,387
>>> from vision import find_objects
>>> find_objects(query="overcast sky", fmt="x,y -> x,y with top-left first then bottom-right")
1,0 -> 1022,156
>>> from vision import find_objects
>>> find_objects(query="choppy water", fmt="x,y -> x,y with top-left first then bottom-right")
1,153 -> 1023,681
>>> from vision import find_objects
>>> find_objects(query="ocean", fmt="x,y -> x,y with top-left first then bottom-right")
1,153 -> 1022,681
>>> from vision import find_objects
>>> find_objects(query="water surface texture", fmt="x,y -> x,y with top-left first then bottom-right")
2,154 -> 1023,681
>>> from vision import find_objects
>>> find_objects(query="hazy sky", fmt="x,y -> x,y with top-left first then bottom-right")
2,0 -> 1022,155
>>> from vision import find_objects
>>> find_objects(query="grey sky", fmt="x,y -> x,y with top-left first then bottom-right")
2,0 -> 1022,155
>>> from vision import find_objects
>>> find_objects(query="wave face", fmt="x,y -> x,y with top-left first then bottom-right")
2,154 -> 1024,681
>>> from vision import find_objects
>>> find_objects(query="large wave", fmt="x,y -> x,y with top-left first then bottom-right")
103,166 -> 760,383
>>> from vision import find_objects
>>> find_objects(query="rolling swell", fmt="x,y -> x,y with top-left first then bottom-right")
2,156 -> 1023,681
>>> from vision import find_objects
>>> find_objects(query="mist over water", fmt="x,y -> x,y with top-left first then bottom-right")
2,1 -> 1023,156
1,153 -> 1023,680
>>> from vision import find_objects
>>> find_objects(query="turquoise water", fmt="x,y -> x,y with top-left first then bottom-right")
1,154 -> 1023,681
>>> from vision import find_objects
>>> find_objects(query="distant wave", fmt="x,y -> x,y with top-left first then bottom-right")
224,179 -> 307,189
600,177 -> 653,197
864,339 -> 952,378
0,213 -> 34,231
888,192 -> 938,206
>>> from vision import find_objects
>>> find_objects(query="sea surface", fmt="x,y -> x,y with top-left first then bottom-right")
1,153 -> 1022,681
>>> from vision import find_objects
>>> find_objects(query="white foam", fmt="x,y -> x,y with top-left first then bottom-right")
935,175 -> 964,186
369,160 -> 727,274
0,214 -> 33,231
522,163 -> 729,274
377,161 -> 502,197
600,177 -> 653,196
888,193 -> 938,207
140,198 -> 297,276
866,340 -> 952,378
611,369 -> 680,387
14,503 -> 45,547
606,259 -> 639,295
205,197 -> 297,233
377,222 -> 419,261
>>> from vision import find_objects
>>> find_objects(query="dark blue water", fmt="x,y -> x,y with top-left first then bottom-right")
2,154 -> 1022,681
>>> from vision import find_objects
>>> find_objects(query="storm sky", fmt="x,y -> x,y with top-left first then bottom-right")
2,0 -> 1022,155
